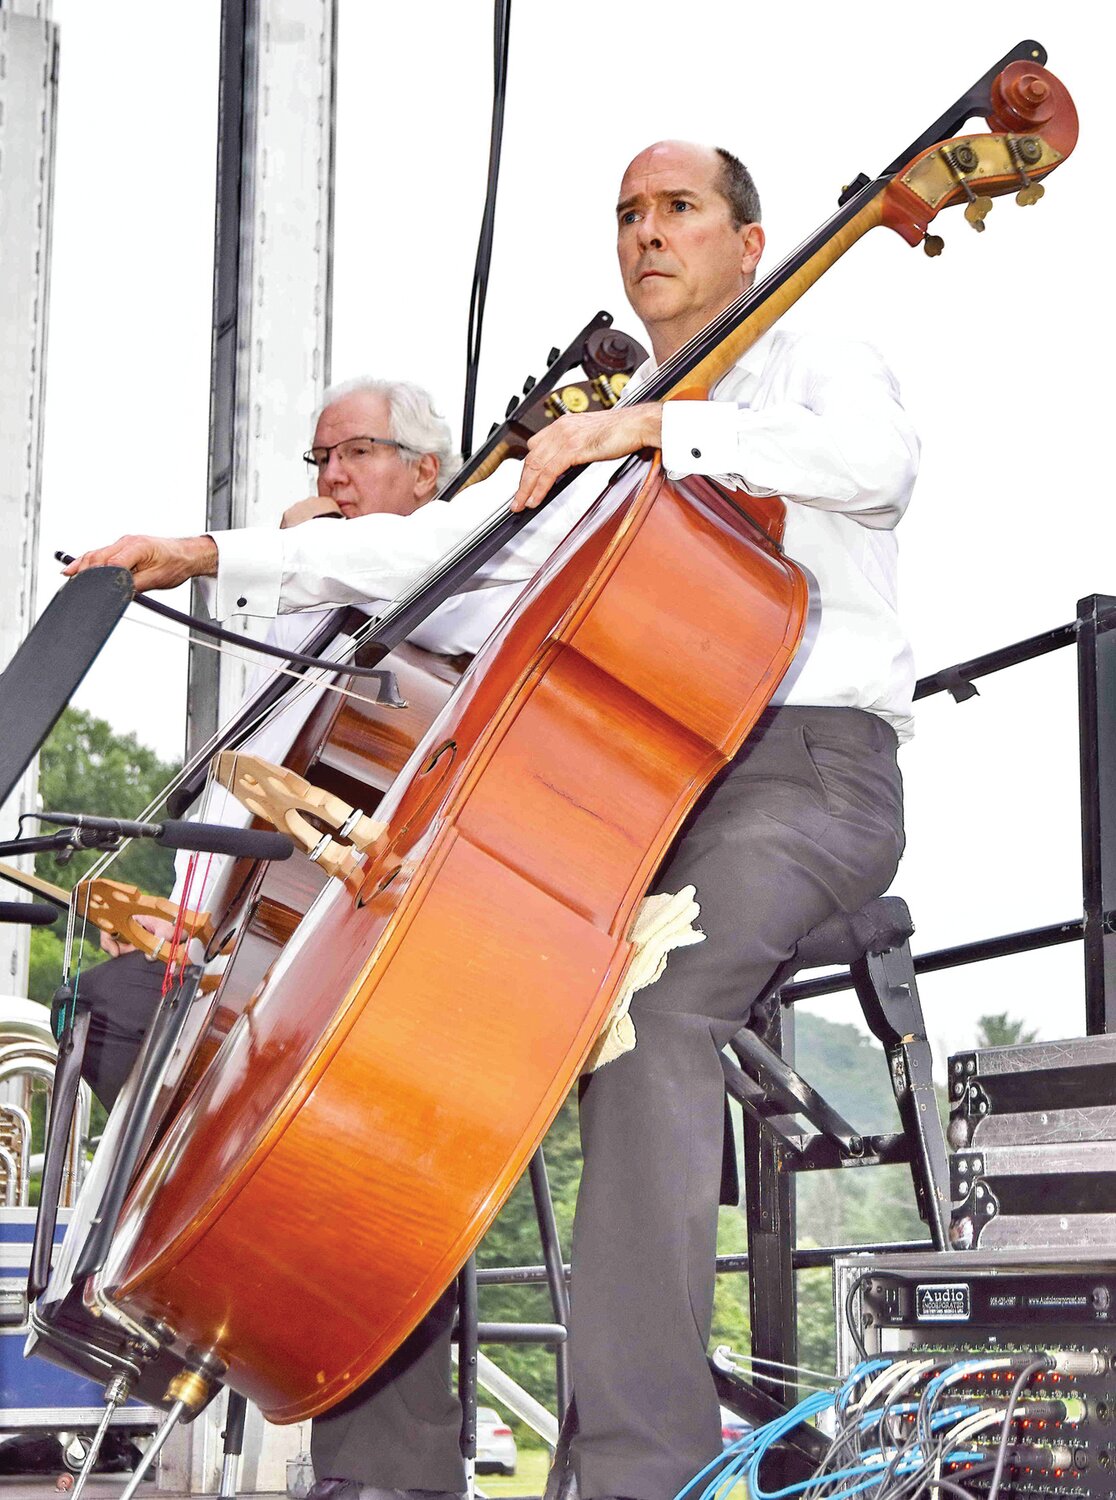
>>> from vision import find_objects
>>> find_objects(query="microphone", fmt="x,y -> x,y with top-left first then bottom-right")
157,821 -> 294,860
0,901 -> 58,926
38,812 -> 295,861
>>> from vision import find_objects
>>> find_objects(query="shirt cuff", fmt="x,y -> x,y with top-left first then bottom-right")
210,528 -> 285,619
661,399 -> 747,477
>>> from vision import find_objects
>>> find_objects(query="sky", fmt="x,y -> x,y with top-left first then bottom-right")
31,2 -> 1116,1060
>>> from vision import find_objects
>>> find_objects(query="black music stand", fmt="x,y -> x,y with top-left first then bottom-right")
0,567 -> 133,807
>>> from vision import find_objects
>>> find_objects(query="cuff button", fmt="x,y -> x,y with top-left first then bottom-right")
236,596 -> 248,608
691,447 -> 702,458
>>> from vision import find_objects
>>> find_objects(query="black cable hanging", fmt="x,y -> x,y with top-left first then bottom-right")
460,0 -> 512,461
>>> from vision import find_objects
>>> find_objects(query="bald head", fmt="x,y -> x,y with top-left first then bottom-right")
620,141 -> 761,228
615,139 -> 765,362
622,139 -> 722,191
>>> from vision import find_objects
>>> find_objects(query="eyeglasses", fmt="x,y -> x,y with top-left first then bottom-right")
302,435 -> 414,471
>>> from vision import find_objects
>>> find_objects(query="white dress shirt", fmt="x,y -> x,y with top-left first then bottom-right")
208,328 -> 919,738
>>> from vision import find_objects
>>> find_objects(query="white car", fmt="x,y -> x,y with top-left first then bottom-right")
475,1407 -> 517,1475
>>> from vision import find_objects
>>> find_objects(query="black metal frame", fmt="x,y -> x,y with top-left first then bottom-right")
450,1145 -> 572,1485
1078,595 -> 1116,1034
723,597 -> 1116,1425
787,595 -> 1116,1031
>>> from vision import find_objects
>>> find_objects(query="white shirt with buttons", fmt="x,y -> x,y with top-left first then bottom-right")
208,328 -> 920,739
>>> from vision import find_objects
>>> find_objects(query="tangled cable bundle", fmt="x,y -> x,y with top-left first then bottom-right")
681,1350 -> 1067,1500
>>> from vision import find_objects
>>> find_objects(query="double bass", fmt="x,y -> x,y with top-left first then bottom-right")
36,46 -> 1078,1427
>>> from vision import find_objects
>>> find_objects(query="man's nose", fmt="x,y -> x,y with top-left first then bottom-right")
637,216 -> 664,251
318,450 -> 347,493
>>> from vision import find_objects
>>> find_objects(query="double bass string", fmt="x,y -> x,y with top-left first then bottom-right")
71,620 -> 371,889
119,613 -> 395,722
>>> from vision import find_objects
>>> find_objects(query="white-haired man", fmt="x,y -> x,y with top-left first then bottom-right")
82,374 -> 514,1102
283,377 -> 459,528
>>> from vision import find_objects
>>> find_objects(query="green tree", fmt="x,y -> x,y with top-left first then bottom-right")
25,707 -> 180,1003
975,1011 -> 1038,1049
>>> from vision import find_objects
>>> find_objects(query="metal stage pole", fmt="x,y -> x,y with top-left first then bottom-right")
0,5 -> 59,992
190,0 -> 337,757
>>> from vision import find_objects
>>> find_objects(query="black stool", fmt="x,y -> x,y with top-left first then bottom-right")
719,895 -> 950,1411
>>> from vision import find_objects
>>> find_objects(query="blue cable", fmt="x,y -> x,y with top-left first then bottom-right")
675,1389 -> 832,1500
857,1401 -> 978,1433
675,1429 -> 757,1500
673,1351 -> 1021,1500
746,1392 -> 836,1500
674,1357 -> 927,1500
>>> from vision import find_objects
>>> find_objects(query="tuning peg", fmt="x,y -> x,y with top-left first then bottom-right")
1009,137 -> 1046,206
488,422 -> 499,437
922,233 -> 944,258
942,143 -> 993,233
523,375 -> 537,395
505,395 -> 518,417
547,346 -> 560,366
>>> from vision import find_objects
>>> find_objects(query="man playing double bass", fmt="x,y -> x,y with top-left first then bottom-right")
66,140 -> 918,1500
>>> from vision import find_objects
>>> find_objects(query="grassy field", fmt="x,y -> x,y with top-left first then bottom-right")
477,1446 -> 550,1498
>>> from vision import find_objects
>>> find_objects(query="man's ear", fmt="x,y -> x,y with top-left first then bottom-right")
413,452 -> 441,505
740,222 -> 765,284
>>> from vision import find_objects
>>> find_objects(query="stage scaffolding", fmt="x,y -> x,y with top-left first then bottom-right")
0,4 -> 59,997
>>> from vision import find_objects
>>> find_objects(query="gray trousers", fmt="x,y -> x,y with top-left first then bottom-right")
311,704 -> 905,1500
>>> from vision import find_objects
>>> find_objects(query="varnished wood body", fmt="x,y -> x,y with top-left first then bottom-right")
98,459 -> 807,1421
